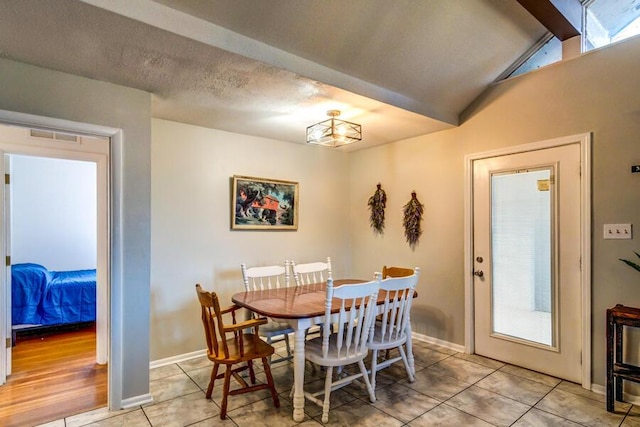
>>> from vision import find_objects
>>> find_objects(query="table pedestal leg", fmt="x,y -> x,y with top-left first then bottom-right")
292,327 -> 306,422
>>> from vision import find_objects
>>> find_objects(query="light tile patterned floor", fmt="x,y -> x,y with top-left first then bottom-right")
37,341 -> 640,426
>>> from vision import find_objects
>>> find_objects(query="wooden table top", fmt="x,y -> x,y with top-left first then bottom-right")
231,279 -> 416,319
231,279 -> 367,319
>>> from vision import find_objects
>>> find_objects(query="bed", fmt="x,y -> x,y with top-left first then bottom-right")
11,263 -> 96,333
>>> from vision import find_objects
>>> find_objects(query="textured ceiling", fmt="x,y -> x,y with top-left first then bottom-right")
0,0 -> 547,150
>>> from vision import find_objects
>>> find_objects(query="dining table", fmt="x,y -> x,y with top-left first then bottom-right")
231,279 -> 416,422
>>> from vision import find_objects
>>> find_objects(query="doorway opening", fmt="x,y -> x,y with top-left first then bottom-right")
0,123 -> 110,425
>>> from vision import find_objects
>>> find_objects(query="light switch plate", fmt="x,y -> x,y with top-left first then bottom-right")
604,224 -> 632,239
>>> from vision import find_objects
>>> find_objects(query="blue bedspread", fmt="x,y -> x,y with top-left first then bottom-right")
11,263 -> 96,326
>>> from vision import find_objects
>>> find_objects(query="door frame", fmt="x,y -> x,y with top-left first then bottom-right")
0,108 -> 123,410
463,133 -> 592,389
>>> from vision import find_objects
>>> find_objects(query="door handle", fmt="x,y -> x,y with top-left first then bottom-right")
473,270 -> 484,277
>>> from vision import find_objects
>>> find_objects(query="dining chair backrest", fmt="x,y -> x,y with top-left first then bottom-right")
382,265 -> 414,279
320,274 -> 381,360
241,262 -> 291,291
291,257 -> 332,286
377,268 -> 420,346
196,283 -> 233,359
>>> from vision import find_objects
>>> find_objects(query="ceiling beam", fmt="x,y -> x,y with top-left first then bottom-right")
517,0 -> 582,41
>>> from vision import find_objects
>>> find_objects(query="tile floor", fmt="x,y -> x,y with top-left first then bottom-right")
37,340 -> 640,426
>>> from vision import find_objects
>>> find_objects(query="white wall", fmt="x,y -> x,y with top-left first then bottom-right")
150,119 -> 352,360
349,35 -> 640,388
11,155 -> 97,271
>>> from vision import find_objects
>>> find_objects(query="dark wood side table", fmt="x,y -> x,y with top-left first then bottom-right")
606,304 -> 640,412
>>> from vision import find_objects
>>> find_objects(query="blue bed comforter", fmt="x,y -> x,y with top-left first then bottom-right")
11,263 -> 96,326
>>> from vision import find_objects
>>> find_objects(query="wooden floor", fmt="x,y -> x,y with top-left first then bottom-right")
0,324 -> 107,427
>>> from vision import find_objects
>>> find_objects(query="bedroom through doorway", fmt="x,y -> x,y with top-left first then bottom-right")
0,123 -> 110,424
10,154 -> 98,348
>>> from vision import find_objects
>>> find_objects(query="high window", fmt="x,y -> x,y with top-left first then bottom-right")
502,0 -> 640,80
509,36 -> 562,79
584,0 -> 640,51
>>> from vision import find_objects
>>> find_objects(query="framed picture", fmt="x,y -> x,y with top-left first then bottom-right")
231,175 -> 299,230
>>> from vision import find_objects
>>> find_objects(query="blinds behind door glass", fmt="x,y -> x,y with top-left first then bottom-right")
491,169 -> 553,347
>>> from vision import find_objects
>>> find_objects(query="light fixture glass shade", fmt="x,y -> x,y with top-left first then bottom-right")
306,110 -> 362,147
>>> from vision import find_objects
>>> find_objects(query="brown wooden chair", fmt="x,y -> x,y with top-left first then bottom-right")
382,265 -> 415,279
195,284 -> 280,419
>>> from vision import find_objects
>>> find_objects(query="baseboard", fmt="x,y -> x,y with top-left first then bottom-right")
591,383 -> 640,405
591,383 -> 605,396
149,334 -> 464,370
412,331 -> 465,353
150,349 -> 207,369
121,393 -> 154,409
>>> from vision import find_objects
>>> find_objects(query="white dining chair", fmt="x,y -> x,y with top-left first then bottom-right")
368,267 -> 420,390
291,257 -> 332,286
241,262 -> 294,363
290,257 -> 332,340
302,274 -> 381,423
379,264 -> 415,359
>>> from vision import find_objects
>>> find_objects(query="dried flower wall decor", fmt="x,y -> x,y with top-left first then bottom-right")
367,183 -> 387,234
402,191 -> 424,249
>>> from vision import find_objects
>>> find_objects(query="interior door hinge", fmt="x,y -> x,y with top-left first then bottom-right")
5,338 -> 10,348
4,174 -> 9,185
5,256 -> 10,266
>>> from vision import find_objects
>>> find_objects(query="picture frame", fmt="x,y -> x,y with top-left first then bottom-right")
231,175 -> 299,230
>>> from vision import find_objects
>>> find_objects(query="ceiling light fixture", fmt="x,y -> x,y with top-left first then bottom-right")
306,110 -> 362,147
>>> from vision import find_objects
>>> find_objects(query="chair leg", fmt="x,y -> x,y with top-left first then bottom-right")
266,336 -> 273,364
370,349 -> 379,390
322,366 -> 334,423
248,360 -> 256,384
262,357 -> 281,408
220,366 -> 233,419
398,345 -> 415,382
206,363 -> 219,399
284,334 -> 292,358
359,359 -> 376,403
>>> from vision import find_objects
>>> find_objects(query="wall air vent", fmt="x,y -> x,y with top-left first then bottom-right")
30,129 -> 80,143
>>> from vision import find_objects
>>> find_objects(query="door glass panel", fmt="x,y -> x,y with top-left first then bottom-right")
491,168 -> 554,347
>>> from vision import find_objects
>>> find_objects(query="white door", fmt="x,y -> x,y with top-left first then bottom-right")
473,143 -> 582,382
